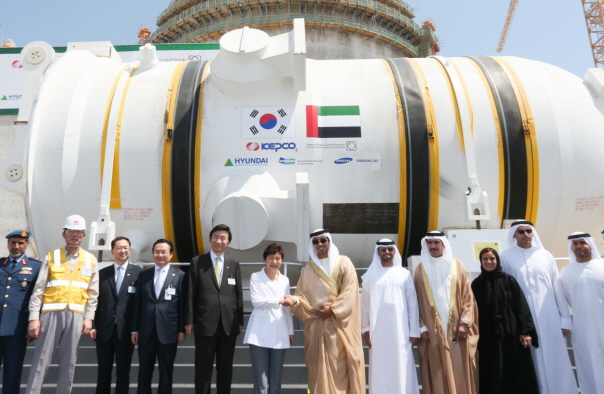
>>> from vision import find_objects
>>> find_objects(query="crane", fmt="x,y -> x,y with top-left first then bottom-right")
137,26 -> 152,45
497,0 -> 519,52
582,0 -> 604,68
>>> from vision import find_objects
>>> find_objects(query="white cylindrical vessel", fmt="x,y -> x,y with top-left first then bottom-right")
20,27 -> 604,265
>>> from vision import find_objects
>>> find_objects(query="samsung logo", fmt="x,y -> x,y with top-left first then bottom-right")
334,158 -> 353,164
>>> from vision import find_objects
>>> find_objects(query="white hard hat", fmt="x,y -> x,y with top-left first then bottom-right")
63,215 -> 86,231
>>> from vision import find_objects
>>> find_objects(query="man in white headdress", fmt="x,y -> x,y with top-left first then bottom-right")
291,229 -> 365,394
560,232 -> 604,394
361,239 -> 419,394
413,231 -> 478,394
500,220 -> 577,394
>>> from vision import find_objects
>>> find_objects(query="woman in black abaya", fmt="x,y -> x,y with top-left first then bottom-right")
471,248 -> 540,394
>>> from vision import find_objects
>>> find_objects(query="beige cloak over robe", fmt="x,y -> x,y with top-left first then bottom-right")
292,255 -> 365,394
413,258 -> 478,394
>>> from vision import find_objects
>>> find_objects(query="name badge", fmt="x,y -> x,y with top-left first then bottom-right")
81,266 -> 91,277
228,278 -> 236,285
164,294 -> 172,300
166,287 -> 176,295
128,286 -> 136,294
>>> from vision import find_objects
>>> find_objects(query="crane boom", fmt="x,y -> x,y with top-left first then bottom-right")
582,0 -> 604,68
497,0 -> 520,52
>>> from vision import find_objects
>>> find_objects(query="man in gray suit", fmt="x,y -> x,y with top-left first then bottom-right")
185,224 -> 244,394
131,239 -> 186,394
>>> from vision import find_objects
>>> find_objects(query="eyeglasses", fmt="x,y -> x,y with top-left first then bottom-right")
115,247 -> 130,252
378,246 -> 395,253
517,229 -> 533,235
66,230 -> 85,236
312,238 -> 329,245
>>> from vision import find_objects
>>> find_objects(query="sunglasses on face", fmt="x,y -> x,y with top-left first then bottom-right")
517,229 -> 533,235
312,237 -> 329,245
378,246 -> 395,253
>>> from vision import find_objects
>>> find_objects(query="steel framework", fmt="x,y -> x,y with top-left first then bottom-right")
496,0 -> 519,52
583,0 -> 604,68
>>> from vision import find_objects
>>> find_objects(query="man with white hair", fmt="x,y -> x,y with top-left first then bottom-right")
500,220 -> 577,394
413,231 -> 478,394
291,229 -> 365,394
25,215 -> 99,394
560,232 -> 604,394
361,239 -> 419,394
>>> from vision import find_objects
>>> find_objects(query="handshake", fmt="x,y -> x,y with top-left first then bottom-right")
280,295 -> 297,306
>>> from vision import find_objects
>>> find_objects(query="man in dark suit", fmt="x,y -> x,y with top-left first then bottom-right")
131,239 -> 186,394
90,236 -> 143,394
0,230 -> 42,394
186,224 -> 244,394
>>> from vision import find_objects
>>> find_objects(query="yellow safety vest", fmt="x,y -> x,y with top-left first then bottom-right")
41,248 -> 95,314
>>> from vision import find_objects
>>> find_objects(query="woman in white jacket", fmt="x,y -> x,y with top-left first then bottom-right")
243,242 -> 295,394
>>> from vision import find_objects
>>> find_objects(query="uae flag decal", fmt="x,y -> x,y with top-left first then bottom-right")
306,105 -> 361,138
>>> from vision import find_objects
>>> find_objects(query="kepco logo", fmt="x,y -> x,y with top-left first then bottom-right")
246,142 -> 297,152
262,142 -> 296,152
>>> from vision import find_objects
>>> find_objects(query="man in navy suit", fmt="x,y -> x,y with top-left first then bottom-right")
131,239 -> 186,394
0,230 -> 42,394
186,224 -> 244,394
90,236 -> 143,394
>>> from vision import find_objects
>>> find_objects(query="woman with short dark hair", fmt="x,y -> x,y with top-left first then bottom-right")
243,242 -> 295,394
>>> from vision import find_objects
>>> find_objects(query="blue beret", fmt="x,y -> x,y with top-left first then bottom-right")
6,230 -> 30,240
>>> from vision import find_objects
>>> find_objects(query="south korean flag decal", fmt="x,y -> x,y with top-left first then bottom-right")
241,106 -> 296,139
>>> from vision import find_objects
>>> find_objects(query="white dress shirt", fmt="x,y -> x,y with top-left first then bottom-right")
114,262 -> 129,278
243,268 -> 294,349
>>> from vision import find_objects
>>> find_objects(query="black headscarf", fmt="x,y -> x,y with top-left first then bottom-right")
471,248 -> 538,345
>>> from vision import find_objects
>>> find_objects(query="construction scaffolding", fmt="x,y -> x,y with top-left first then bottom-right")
151,0 -> 433,59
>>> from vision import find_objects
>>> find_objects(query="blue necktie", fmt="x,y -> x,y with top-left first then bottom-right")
155,268 -> 164,298
116,266 -> 124,292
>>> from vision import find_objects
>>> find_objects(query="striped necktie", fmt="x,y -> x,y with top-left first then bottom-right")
215,256 -> 222,283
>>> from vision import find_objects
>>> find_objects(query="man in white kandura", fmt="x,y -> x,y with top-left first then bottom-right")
361,239 -> 420,394
500,220 -> 577,394
560,232 -> 604,394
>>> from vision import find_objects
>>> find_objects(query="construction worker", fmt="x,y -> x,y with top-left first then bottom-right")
25,215 -> 99,394
0,230 -> 42,394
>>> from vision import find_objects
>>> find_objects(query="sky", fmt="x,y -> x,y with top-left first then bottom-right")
0,0 -> 595,78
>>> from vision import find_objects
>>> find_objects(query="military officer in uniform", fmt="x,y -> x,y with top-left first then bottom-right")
0,230 -> 42,394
